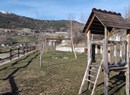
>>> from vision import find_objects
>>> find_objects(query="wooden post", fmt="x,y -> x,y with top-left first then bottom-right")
23,47 -> 25,54
18,48 -> 20,57
122,43 -> 126,63
10,49 -> 12,60
126,32 -> 130,95
109,42 -> 114,64
125,41 -> 127,64
115,42 -> 120,65
92,44 -> 96,62
53,41 -> 56,52
27,46 -> 28,53
97,45 -> 100,54
87,30 -> 92,90
87,30 -> 92,63
103,27 -> 109,95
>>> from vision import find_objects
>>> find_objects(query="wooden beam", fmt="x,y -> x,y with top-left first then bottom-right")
91,40 -> 103,46
126,33 -> 130,95
103,27 -> 109,95
85,15 -> 96,33
92,45 -> 96,62
115,43 -> 120,65
87,30 -> 92,90
109,42 -> 114,64
87,30 -> 92,61
94,15 -> 106,28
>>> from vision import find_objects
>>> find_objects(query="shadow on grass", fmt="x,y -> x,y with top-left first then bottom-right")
98,72 -> 125,95
0,52 -> 39,95
82,72 -> 125,95
0,76 -> 19,95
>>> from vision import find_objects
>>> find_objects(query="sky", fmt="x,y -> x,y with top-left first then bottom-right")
0,0 -> 130,23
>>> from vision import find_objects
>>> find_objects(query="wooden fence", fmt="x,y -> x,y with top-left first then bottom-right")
0,46 -> 36,63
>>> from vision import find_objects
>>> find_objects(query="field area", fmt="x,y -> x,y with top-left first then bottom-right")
0,51 -> 126,95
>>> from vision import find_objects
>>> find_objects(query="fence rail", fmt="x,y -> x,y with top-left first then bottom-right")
0,46 -> 36,63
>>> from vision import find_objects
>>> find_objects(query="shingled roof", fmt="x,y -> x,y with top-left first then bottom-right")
83,8 -> 130,34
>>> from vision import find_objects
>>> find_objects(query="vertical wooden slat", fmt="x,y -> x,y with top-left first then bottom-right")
10,49 -> 12,60
88,30 -> 92,62
125,41 -> 127,64
97,45 -> 100,54
23,47 -> 25,54
109,42 -> 114,64
126,33 -> 130,95
122,43 -> 125,63
87,30 -> 92,90
18,48 -> 20,57
92,45 -> 96,62
115,42 -> 120,65
103,27 -> 109,95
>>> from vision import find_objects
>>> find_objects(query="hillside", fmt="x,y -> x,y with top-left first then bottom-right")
0,11 -> 83,32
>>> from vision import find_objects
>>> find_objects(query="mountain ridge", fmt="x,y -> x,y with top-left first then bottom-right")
0,11 -> 83,32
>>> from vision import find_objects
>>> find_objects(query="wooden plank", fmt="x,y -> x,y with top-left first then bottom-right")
103,27 -> 109,95
85,79 -> 95,84
109,42 -> 114,64
97,45 -> 100,54
18,48 -> 20,57
88,30 -> 92,64
10,49 -> 12,60
88,74 -> 96,78
108,40 -> 126,44
92,45 -> 96,62
126,33 -> 130,95
89,69 -> 97,73
88,31 -> 92,90
91,40 -> 103,45
121,43 -> 125,63
85,15 -> 96,33
109,66 -> 126,70
115,42 -> 120,65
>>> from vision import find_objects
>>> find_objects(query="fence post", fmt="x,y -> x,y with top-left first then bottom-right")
30,46 -> 31,51
23,47 -> 25,54
18,48 -> 20,57
27,46 -> 28,53
10,49 -> 12,60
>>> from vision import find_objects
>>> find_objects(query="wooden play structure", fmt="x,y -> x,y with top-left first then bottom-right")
79,8 -> 130,95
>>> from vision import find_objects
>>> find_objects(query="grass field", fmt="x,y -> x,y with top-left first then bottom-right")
0,51 -> 126,95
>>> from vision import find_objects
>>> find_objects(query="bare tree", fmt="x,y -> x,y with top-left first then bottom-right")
68,14 -> 77,59
80,12 -> 87,25
125,5 -> 130,21
35,9 -> 45,67
37,32 -> 46,67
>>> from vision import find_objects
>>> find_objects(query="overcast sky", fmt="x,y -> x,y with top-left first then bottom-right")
0,0 -> 130,22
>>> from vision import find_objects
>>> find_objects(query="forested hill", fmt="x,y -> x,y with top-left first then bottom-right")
0,11 -> 83,32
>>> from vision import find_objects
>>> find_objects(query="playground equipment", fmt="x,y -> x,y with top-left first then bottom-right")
79,8 -> 130,95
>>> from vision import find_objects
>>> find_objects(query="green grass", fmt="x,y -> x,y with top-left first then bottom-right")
0,51 -> 126,95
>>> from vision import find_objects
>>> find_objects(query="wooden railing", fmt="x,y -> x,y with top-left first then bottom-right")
0,46 -> 36,63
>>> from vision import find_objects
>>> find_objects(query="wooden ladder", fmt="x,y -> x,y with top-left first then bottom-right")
79,59 -> 103,95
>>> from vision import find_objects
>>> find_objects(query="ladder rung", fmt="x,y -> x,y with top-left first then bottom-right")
89,67 -> 98,72
88,74 -> 96,78
90,64 -> 99,68
85,79 -> 95,84
89,69 -> 98,73
91,67 -> 98,70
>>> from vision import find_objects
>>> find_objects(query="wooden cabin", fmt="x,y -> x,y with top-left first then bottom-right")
79,8 -> 130,95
